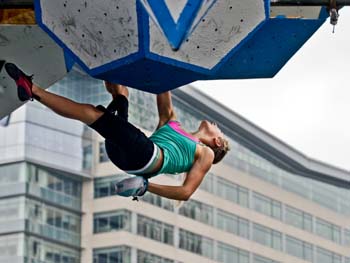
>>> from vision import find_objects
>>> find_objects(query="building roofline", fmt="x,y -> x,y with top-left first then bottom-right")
173,86 -> 350,189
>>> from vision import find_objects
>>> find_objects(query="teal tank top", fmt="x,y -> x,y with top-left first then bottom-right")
149,121 -> 199,176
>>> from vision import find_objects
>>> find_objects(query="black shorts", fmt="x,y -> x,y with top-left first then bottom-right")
89,95 -> 154,172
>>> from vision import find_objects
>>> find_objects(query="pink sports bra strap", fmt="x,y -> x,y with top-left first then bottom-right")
168,121 -> 200,143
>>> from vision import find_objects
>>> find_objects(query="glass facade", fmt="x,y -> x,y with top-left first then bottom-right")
216,177 -> 249,207
345,229 -> 350,246
93,246 -> 131,263
94,202 -> 350,263
0,162 -> 82,262
285,235 -> 313,262
217,242 -> 249,263
83,144 -> 92,170
179,229 -> 213,259
0,162 -> 81,211
217,209 -> 249,239
137,215 -> 174,245
0,162 -> 27,200
26,236 -> 80,263
137,250 -> 174,263
94,210 -> 131,234
227,139 -> 350,217
93,163 -> 350,262
179,199 -> 214,225
26,198 -> 81,247
315,218 -> 342,244
253,192 -> 282,220
253,223 -> 282,251
199,171 -> 215,194
99,142 -> 109,163
285,205 -> 313,232
141,192 -> 175,212
253,254 -> 280,263
93,247 -> 176,263
26,163 -> 82,211
0,234 -> 25,262
94,175 -> 118,198
0,233 -> 80,263
0,196 -> 25,223
0,162 -> 26,184
49,71 -> 109,106
316,247 -> 342,263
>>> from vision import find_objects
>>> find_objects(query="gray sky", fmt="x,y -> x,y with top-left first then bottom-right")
194,8 -> 350,171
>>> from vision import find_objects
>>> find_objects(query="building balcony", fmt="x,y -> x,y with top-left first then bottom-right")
27,183 -> 81,211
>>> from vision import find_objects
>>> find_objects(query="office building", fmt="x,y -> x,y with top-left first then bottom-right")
0,70 -> 349,263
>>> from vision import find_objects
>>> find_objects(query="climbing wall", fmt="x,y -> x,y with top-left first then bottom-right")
0,24 -> 70,118
1,0 -> 326,94
35,0 -> 270,92
38,0 -> 139,69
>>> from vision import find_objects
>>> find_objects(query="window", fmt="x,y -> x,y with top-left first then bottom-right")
253,192 -> 281,220
312,184 -> 339,212
179,199 -> 213,225
26,236 -> 80,263
0,197 -> 24,222
0,163 -> 24,184
41,205 -> 80,233
0,234 -> 24,258
32,241 -> 39,256
137,250 -> 174,263
179,229 -> 213,259
316,218 -> 341,244
93,246 -> 131,263
286,236 -> 313,262
141,192 -> 174,212
344,229 -> 350,246
285,205 -> 313,232
217,177 -> 249,207
83,144 -> 92,169
253,223 -> 282,251
99,142 -> 109,163
26,164 -> 82,210
253,254 -> 280,263
24,199 -> 81,246
316,247 -> 342,263
212,128 -> 350,217
217,242 -> 249,263
94,210 -> 131,234
217,209 -> 249,239
137,215 -> 174,245
128,89 -> 158,131
199,172 -> 215,194
94,175 -> 124,198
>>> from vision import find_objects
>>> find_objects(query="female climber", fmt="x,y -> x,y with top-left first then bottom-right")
5,62 -> 230,201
